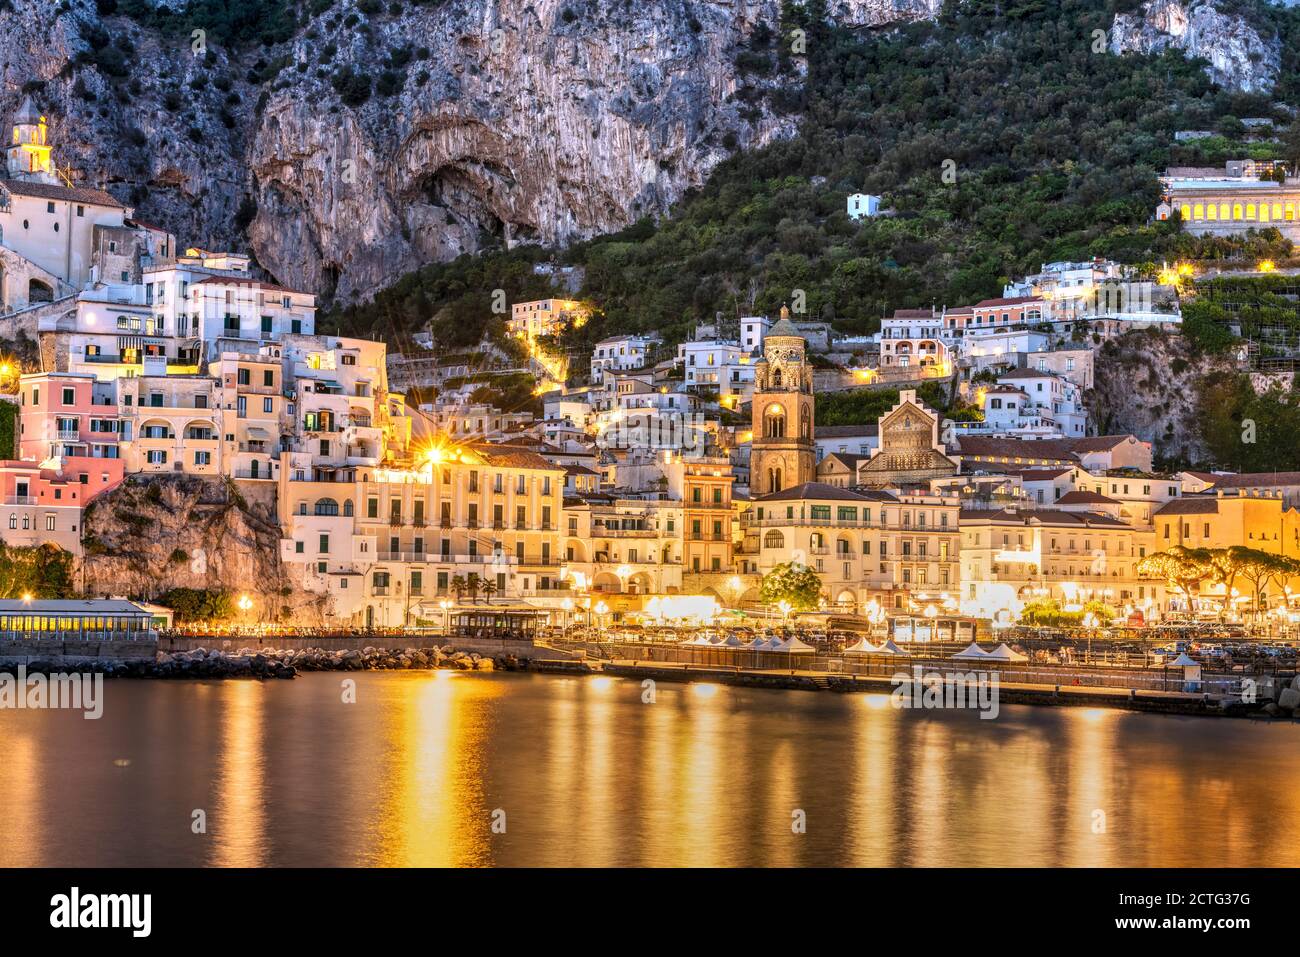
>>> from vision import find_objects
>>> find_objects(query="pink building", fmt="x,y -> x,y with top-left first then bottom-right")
969,296 -> 1048,331
0,460 -> 85,554
18,372 -> 125,498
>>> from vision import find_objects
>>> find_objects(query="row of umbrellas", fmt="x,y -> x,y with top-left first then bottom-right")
846,639 -> 1028,661
684,634 -> 816,653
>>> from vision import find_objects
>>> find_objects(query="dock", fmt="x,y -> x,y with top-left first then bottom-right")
602,660 -> 1259,717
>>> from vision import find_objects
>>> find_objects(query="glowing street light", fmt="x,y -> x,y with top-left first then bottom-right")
438,598 -> 453,633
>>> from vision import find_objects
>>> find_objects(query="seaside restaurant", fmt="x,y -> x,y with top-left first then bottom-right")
0,599 -> 163,642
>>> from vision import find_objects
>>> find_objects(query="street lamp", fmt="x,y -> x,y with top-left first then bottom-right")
594,600 -> 610,630
725,575 -> 744,610
777,599 -> 792,626
561,597 -> 574,639
438,598 -> 453,634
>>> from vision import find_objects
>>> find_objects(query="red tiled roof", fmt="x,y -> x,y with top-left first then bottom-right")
1,179 -> 125,208
756,482 -> 895,503
1055,490 -> 1119,505
973,296 -> 1044,308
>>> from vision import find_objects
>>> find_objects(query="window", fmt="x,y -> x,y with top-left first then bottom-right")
194,451 -> 210,466
62,387 -> 75,405
45,515 -> 56,531
319,534 -> 330,554
763,530 -> 784,549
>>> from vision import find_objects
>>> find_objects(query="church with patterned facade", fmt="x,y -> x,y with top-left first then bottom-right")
856,390 -> 958,489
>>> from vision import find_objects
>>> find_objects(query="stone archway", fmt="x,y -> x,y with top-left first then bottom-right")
28,278 -> 53,303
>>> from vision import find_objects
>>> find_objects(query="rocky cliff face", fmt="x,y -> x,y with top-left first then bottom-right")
1110,0 -> 1281,94
79,475 -> 331,622
1088,328 -> 1235,466
0,0 -> 1280,306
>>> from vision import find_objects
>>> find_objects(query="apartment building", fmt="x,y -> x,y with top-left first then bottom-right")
959,506 -> 1159,621
17,372 -> 125,496
278,442 -> 566,626
741,483 -> 959,614
0,460 -> 86,554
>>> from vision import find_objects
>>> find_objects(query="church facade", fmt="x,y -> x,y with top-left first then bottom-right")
857,389 -> 958,489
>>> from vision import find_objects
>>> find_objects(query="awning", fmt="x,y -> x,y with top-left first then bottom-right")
245,427 -> 270,439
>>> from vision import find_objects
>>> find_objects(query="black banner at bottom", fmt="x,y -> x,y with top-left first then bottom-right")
0,867 -> 1285,944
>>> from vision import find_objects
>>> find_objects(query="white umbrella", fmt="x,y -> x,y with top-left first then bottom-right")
722,634 -> 746,647
877,640 -> 911,656
1169,652 -> 1199,667
952,641 -> 991,660
985,642 -> 1028,662
781,636 -> 816,654
843,637 -> 883,655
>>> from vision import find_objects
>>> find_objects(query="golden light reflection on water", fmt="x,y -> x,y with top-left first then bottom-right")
368,672 -> 499,867
678,681 -> 727,866
848,698 -> 897,865
1062,707 -> 1118,867
210,680 -> 267,867
0,734 -> 40,867
4,674 -> 1300,866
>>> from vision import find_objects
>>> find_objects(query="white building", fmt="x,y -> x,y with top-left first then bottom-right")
590,334 -> 660,378
1,96 -> 173,314
847,193 -> 881,221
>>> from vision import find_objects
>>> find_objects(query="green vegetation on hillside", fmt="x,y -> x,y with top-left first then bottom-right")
325,0 -> 1300,352
0,401 -> 17,459
0,543 -> 75,599
1196,375 -> 1300,471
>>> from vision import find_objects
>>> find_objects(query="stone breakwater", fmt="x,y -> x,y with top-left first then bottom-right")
0,645 -> 532,680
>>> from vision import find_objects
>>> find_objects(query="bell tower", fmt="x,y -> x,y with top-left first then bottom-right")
750,305 -> 815,497
7,96 -> 56,184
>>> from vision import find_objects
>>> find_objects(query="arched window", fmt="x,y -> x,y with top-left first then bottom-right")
763,530 -> 784,549
800,405 -> 811,440
315,498 -> 339,516
343,500 -> 354,517
764,403 -> 786,438
772,368 -> 782,389
837,537 -> 851,555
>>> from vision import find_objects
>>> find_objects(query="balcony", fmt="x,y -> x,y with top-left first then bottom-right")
56,430 -> 81,441
5,495 -> 36,506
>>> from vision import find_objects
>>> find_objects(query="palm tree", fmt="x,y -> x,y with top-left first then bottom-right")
480,579 -> 498,604
450,576 -> 468,604
466,573 -> 482,604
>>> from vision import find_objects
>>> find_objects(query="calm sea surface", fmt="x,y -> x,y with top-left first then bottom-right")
1,671 -> 1297,867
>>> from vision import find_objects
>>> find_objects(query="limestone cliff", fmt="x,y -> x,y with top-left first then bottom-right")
1088,328 -> 1236,466
0,0 -> 1281,307
1110,0 -> 1281,93
79,474 -> 330,622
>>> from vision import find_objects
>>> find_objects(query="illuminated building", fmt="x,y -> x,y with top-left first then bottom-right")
749,306 -> 816,496
507,298 -> 587,339
1157,162 -> 1300,241
742,482 -> 960,614
278,442 -> 567,627
959,506 -> 1160,621
1,97 -> 170,311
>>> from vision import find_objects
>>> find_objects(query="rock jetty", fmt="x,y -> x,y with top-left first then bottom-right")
1,646 -> 530,680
